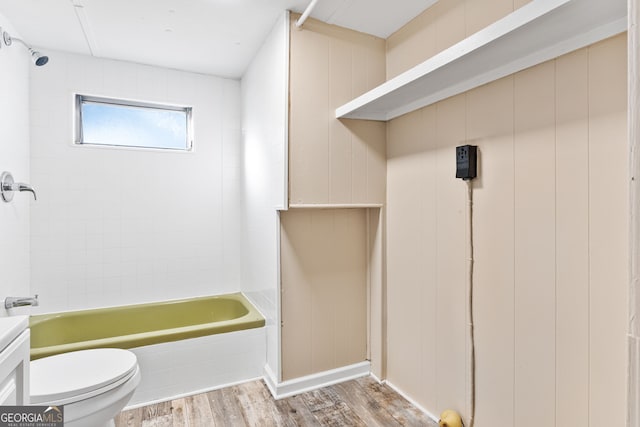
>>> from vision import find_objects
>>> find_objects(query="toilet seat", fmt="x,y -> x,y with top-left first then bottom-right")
30,348 -> 138,406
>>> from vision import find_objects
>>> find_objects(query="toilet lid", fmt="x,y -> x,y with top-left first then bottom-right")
30,348 -> 138,404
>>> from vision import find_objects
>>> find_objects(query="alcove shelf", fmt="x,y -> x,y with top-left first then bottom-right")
335,0 -> 626,122
288,204 -> 383,209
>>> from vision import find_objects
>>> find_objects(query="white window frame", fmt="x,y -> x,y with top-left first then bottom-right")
74,94 -> 194,151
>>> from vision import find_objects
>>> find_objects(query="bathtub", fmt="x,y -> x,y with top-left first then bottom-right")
29,293 -> 267,406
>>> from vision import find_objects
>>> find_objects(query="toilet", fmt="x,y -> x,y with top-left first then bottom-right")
30,348 -> 141,427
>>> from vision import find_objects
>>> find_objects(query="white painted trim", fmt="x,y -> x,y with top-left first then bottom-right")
275,212 -> 283,382
336,0 -> 627,121
366,211 -> 372,363
282,11 -> 291,211
384,380 -> 440,424
263,363 -> 279,397
122,376 -> 264,410
263,361 -> 371,399
71,0 -> 101,56
289,204 -> 384,209
369,371 -> 384,384
628,335 -> 640,426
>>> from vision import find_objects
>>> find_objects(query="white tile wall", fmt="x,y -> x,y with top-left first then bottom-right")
29,50 -> 243,313
0,13 -> 31,317
240,12 -> 289,380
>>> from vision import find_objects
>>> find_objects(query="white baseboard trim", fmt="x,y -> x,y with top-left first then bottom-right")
263,363 -> 279,398
264,361 -> 371,399
384,380 -> 440,423
369,371 -> 384,384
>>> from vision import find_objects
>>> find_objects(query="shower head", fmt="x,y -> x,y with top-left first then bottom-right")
28,48 -> 48,67
2,31 -> 49,66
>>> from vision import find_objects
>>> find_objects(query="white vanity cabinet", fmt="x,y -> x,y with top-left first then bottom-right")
0,316 -> 30,405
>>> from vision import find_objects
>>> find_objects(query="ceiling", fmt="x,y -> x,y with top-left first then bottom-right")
0,0 -> 436,78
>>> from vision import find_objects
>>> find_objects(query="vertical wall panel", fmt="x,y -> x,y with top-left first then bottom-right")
364,36 -> 387,93
366,122 -> 388,203
386,0 -> 526,79
343,120 -> 387,205
466,77 -> 515,426
350,119 -> 368,203
288,16 -> 386,206
513,61 -> 557,427
434,0 -> 466,55
351,36 -> 387,204
333,210 -> 368,367
329,38 -> 354,204
629,1 -> 640,424
514,0 -> 533,10
386,11 -> 436,80
435,94 -> 467,413
289,24 -> 330,204
280,209 -> 368,380
465,0 -> 513,37
280,212 -> 314,379
418,106 -> 439,408
587,34 -> 628,427
285,16 -> 387,384
386,109 -> 433,399
386,35 -> 628,427
555,48 -> 589,427
309,211 -> 339,373
368,208 -> 385,379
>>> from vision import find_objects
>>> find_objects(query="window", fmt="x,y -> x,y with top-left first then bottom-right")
75,94 -> 193,151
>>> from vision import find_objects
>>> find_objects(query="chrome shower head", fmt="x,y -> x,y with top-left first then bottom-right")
2,31 -> 49,66
28,48 -> 48,66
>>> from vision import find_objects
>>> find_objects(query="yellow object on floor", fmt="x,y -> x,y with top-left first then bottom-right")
439,409 -> 463,427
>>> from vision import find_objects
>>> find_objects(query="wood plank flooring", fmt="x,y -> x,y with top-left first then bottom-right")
115,376 -> 438,427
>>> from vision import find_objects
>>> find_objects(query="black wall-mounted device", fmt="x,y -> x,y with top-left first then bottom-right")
456,145 -> 477,180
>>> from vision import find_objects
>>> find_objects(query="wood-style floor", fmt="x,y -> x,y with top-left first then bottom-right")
115,376 -> 439,427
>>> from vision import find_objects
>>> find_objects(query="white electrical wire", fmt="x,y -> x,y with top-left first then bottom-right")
466,180 -> 476,427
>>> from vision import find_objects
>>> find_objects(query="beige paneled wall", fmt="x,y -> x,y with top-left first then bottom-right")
386,33 -> 628,427
289,15 -> 386,206
386,0 -> 532,79
280,209 -> 368,380
554,47 -> 590,427
587,36 -> 628,427
629,1 -> 640,423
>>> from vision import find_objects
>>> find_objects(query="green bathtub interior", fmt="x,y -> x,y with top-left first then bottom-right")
29,292 -> 265,360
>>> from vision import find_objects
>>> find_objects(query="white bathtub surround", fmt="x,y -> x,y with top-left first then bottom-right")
29,50 -> 243,313
239,11 -> 289,382
0,12 -> 31,316
263,361 -> 370,400
127,327 -> 266,407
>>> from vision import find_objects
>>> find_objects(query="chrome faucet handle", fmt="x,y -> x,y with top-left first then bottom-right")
0,171 -> 36,202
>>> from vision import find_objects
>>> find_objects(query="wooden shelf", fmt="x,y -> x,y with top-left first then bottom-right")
336,0 -> 627,122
